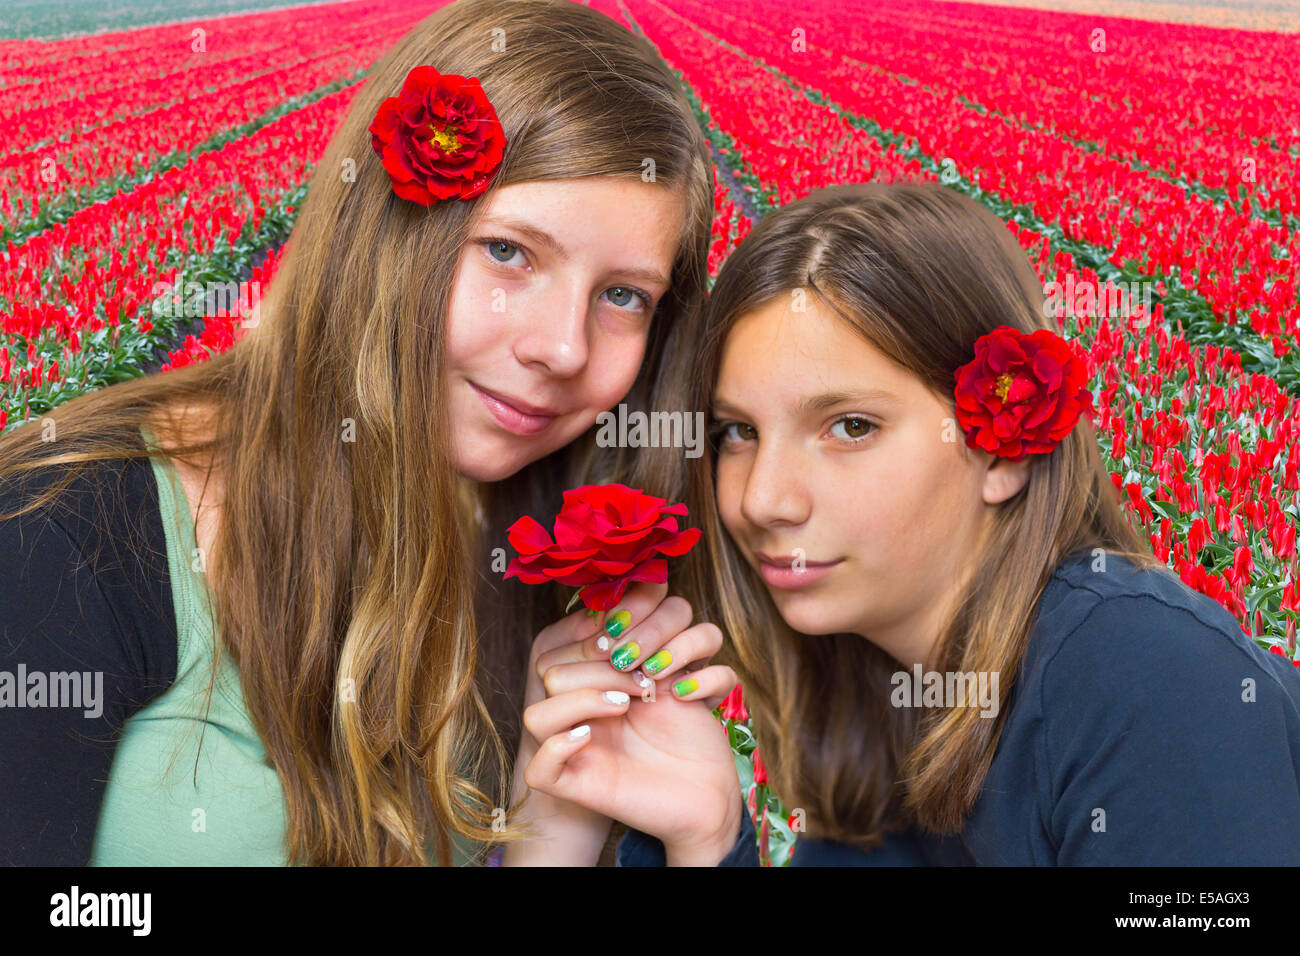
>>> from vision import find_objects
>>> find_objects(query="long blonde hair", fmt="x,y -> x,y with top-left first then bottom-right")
0,0 -> 715,865
681,183 -> 1161,847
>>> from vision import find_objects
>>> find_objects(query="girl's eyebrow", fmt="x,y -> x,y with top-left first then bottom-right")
481,216 -> 570,258
797,388 -> 901,411
479,215 -> 670,287
710,395 -> 744,417
711,388 -> 900,416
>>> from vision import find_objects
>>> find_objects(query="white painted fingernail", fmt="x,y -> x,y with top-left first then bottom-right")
568,725 -> 591,740
633,670 -> 652,688
603,691 -> 630,705
596,635 -> 611,652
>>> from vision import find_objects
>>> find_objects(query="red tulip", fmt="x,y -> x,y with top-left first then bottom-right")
720,683 -> 749,722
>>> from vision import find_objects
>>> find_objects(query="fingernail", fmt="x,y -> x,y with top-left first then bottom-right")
603,690 -> 630,705
568,725 -> 591,740
642,649 -> 672,676
673,678 -> 698,697
633,669 -> 652,688
610,641 -> 640,671
596,635 -> 611,652
605,609 -> 632,638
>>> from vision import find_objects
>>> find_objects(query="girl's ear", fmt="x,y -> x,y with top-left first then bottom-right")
981,453 -> 1032,505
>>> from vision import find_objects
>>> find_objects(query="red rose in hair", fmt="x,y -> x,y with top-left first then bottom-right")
368,65 -> 507,205
503,483 -> 702,612
953,326 -> 1094,461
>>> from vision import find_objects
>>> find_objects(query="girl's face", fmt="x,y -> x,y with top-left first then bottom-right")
444,176 -> 687,482
711,295 -> 1029,669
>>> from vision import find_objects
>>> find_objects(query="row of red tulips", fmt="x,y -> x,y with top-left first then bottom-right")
0,84 -> 365,431
0,0 -> 417,114
657,0 -> 1299,366
1,17 -> 422,238
789,0 -> 1300,224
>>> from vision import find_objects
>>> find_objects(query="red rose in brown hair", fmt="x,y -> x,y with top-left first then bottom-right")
953,326 -> 1095,461
368,65 -> 507,205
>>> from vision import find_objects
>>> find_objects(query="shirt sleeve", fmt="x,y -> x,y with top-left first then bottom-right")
1040,593 -> 1300,865
0,460 -> 176,865
617,799 -> 760,866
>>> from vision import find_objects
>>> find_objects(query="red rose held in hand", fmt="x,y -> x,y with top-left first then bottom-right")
953,326 -> 1095,461
503,483 -> 703,612
368,65 -> 507,205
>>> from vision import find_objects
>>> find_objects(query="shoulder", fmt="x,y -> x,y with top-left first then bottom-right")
1027,549 -> 1300,703
1020,549 -> 1300,782
1015,552 -> 1300,864
0,433 -> 177,698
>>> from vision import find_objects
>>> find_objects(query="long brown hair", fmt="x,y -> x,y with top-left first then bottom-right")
681,182 -> 1161,847
0,0 -> 715,865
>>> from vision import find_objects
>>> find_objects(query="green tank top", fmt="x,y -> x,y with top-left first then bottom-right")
90,426 -> 483,865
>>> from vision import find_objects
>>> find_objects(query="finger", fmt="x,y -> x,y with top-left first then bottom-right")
523,686 -> 632,744
532,580 -> 673,679
664,663 -> 740,710
529,606 -> 605,670
636,622 -> 724,682
540,660 -> 648,700
605,594 -> 693,674
535,628 -> 618,678
523,724 -> 595,798
593,578 -> 669,639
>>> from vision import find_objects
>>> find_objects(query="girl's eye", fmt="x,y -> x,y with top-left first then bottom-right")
829,416 -> 875,442
603,285 -> 654,311
711,421 -> 757,447
484,239 -> 523,265
481,239 -> 653,312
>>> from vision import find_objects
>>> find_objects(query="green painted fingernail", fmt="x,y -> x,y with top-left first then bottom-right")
673,677 -> 698,697
610,641 -> 640,671
643,649 -> 672,676
605,609 -> 631,638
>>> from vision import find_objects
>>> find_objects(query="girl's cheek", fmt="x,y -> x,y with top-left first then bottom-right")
714,460 -> 748,534
446,284 -> 508,361
586,333 -> 648,407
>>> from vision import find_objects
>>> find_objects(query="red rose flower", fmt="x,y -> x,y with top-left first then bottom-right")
953,325 -> 1095,461
502,483 -> 702,612
368,65 -> 507,205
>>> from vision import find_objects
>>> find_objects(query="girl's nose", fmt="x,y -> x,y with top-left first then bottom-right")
512,280 -> 589,377
740,441 -> 812,529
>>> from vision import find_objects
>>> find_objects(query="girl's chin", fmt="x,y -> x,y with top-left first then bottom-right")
766,590 -> 852,636
451,415 -> 591,482
452,450 -> 529,483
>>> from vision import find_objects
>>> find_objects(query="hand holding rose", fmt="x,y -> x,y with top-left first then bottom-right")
500,483 -> 744,866
523,580 -> 746,866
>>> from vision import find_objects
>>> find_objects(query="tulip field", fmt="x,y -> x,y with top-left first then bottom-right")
3,0 -> 1298,864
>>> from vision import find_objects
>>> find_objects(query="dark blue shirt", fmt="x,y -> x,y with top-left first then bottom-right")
618,550 -> 1300,865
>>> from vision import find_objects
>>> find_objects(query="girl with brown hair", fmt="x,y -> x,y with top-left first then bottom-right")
0,0 -> 732,866
522,182 -> 1300,865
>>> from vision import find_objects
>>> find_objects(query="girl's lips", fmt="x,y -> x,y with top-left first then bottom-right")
756,555 -> 843,590
470,381 -> 558,436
